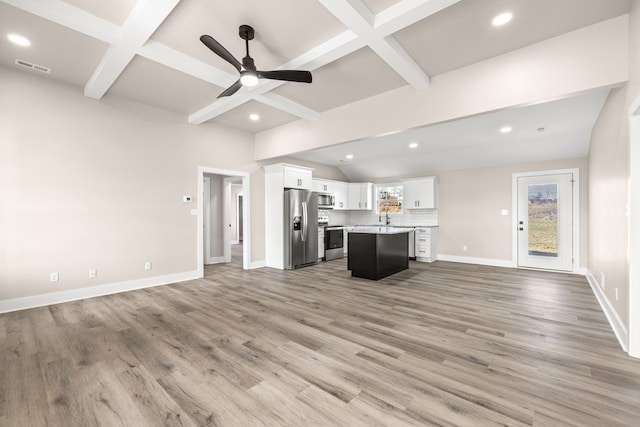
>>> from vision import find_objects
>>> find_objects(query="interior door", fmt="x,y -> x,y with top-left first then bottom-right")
517,173 -> 573,271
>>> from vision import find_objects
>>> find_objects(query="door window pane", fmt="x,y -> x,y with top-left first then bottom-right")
528,184 -> 558,257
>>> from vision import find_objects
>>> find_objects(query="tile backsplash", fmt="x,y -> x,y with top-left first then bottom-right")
321,209 -> 437,226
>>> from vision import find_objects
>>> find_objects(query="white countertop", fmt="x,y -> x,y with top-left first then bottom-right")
347,226 -> 413,234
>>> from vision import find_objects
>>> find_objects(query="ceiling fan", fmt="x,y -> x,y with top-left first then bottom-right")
200,25 -> 312,98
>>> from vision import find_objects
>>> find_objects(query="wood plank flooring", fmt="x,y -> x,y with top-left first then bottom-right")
2,247 -> 640,426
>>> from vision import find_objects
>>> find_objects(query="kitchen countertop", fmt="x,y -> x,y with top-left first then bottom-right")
339,224 -> 438,229
347,226 -> 414,234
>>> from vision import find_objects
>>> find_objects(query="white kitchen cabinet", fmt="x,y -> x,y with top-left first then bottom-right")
348,182 -> 373,210
333,181 -> 348,210
283,165 -> 312,189
403,177 -> 436,209
414,227 -> 438,262
313,179 -> 332,193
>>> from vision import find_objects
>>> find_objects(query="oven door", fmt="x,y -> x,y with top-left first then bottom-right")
324,228 -> 344,260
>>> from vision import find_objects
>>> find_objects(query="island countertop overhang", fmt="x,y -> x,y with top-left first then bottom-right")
346,227 -> 414,234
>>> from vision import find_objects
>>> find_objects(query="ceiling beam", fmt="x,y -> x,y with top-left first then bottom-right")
0,0 -> 120,43
188,93 -> 254,125
138,40 -> 237,88
254,93 -> 320,122
84,0 -> 181,100
374,0 -> 462,35
318,0 -> 430,89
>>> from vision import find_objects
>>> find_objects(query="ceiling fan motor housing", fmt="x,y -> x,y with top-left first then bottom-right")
239,25 -> 254,41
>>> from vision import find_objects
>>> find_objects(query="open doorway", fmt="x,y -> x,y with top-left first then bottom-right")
197,167 -> 250,276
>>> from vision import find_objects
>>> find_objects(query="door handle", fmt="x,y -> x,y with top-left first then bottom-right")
301,202 -> 307,242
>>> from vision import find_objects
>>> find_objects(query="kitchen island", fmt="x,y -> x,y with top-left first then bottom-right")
347,227 -> 410,280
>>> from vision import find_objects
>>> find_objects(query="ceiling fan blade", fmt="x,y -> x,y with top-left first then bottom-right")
217,79 -> 242,98
200,35 -> 242,72
258,70 -> 312,83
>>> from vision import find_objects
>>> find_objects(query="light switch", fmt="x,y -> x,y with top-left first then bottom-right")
501,209 -> 509,216
191,209 -> 198,216
183,195 -> 192,203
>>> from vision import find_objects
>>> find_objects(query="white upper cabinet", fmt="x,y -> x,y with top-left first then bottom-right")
403,177 -> 436,209
313,179 -> 332,193
282,165 -> 312,189
348,182 -> 373,210
333,181 -> 348,210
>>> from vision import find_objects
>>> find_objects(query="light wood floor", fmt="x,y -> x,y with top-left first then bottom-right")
2,247 -> 640,426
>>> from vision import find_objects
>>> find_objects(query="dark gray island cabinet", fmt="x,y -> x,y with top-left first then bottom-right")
347,227 -> 410,280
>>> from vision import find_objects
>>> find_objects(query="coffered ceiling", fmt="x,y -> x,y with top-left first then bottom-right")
1,0 -> 632,135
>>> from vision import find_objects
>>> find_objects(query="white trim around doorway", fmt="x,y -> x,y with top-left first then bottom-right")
511,168 -> 580,273
628,95 -> 640,358
197,167 -> 251,277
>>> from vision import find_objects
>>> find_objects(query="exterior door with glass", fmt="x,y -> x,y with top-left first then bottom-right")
517,173 -> 574,271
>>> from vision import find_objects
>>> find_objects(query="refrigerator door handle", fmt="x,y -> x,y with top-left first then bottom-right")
301,201 -> 307,242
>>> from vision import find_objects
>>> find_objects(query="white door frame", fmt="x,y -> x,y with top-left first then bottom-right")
203,176 -> 211,264
628,95 -> 640,358
512,168 -> 580,273
197,167 -> 250,275
235,192 -> 243,244
223,177 -> 234,263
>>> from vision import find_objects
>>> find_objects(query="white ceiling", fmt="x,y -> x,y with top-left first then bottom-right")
0,0 -> 631,179
291,89 -> 611,181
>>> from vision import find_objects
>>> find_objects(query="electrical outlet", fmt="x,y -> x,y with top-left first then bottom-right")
50,272 -> 59,282
89,269 -> 97,279
144,261 -> 152,271
600,272 -> 605,289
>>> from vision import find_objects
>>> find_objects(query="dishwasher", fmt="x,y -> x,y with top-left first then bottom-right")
408,229 -> 415,259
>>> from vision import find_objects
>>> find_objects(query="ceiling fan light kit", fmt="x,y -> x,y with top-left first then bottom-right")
200,25 -> 312,98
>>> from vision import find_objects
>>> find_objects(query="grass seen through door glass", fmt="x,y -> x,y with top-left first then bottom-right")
528,201 -> 558,256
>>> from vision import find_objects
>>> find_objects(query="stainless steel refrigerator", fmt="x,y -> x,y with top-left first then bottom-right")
284,188 -> 318,269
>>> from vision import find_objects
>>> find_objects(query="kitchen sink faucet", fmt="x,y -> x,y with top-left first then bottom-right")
379,210 -> 391,225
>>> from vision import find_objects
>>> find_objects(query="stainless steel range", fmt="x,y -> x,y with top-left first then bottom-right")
324,226 -> 344,261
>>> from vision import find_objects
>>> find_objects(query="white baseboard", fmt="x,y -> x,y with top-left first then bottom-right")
437,254 -> 515,268
439,255 -> 587,275
249,260 -> 266,269
0,270 -> 200,314
206,256 -> 226,265
585,270 -> 628,353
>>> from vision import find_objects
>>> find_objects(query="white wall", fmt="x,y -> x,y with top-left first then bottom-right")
587,0 -> 640,339
0,66 -> 256,304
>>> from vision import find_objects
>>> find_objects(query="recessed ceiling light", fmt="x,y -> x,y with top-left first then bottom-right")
345,154 -> 354,160
8,34 -> 30,46
500,126 -> 512,133
409,142 -> 418,149
249,113 -> 260,121
492,12 -> 512,27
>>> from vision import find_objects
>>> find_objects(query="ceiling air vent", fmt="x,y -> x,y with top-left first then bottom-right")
15,58 -> 51,74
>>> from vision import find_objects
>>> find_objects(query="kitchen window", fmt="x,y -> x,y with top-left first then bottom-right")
376,183 -> 403,214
